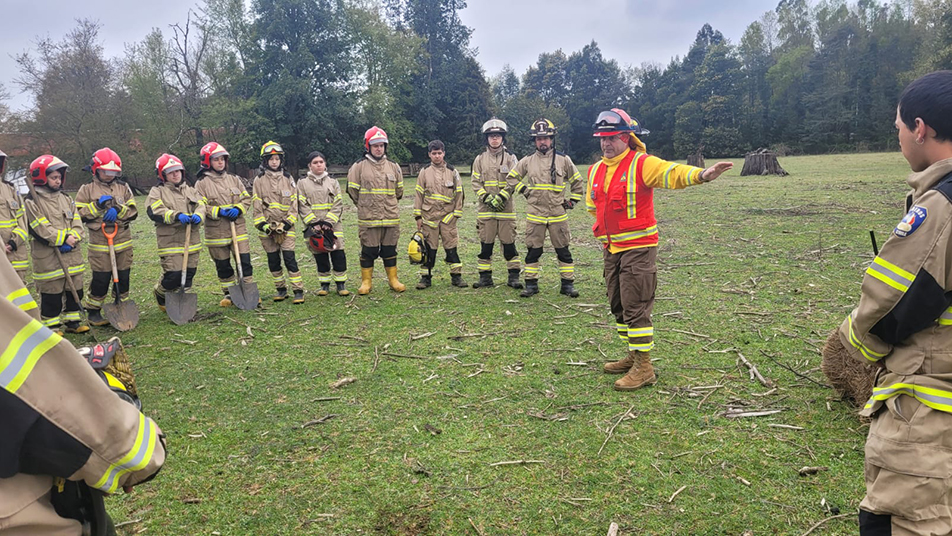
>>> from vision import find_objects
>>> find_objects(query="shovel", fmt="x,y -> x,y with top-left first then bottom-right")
165,223 -> 197,324
101,222 -> 139,331
227,220 -> 259,310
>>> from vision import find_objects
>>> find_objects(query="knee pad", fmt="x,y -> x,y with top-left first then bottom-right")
502,242 -> 518,260
89,271 -> 111,297
65,289 -> 83,309
361,246 -> 380,261
185,268 -> 197,288
267,251 -> 282,272
314,253 -> 331,273
117,268 -> 131,295
380,245 -> 397,259
382,256 -> 397,268
445,248 -> 461,265
239,253 -> 253,277
281,250 -> 299,273
525,247 -> 544,264
214,258 -> 235,280
555,247 -> 573,264
41,293 -> 63,318
161,271 -> 182,291
330,249 -> 347,272
478,242 -> 494,260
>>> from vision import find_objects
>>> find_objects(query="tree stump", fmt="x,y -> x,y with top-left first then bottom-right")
740,148 -> 788,176
686,148 -> 704,168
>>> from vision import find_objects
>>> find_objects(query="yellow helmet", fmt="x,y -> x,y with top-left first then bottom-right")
529,118 -> 557,138
408,231 -> 426,264
260,140 -> 284,157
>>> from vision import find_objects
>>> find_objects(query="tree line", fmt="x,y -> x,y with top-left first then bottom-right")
1,0 -> 949,181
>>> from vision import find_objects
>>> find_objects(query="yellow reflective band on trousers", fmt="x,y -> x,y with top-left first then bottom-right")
866,257 -> 915,292
93,413 -> 159,493
7,287 -> 38,312
846,315 -> 887,362
0,319 -> 62,393
865,382 -> 952,413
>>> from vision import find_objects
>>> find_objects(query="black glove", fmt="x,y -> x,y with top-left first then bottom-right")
563,199 -> 576,210
7,239 -> 16,252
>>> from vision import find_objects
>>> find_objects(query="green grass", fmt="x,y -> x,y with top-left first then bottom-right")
47,152 -> 912,534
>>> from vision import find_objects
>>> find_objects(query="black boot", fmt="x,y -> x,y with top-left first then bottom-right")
336,281 -> 350,296
293,289 -> 305,304
520,279 -> 539,298
560,278 -> 579,298
416,275 -> 432,289
472,271 -> 494,288
274,287 -> 288,302
87,308 -> 109,326
318,282 -> 331,296
450,274 -> 467,288
507,268 -> 523,289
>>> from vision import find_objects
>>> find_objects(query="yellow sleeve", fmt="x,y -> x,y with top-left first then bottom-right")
641,155 -> 704,190
585,164 -> 597,215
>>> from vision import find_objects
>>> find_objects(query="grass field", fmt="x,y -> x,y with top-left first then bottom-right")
48,152 -> 914,535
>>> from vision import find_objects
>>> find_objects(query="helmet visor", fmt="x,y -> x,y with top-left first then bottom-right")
100,169 -> 121,177
593,110 -> 627,130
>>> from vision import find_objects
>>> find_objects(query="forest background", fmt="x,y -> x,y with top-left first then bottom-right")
1,0 -> 950,178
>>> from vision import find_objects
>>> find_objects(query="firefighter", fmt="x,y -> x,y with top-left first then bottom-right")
0,254 -> 166,535
413,140 -> 465,289
347,126 -> 405,294
587,108 -> 731,391
194,142 -> 255,307
146,154 -> 205,311
0,149 -> 29,283
252,141 -> 304,304
298,151 -> 349,296
506,118 -> 584,298
23,155 -> 89,334
823,71 -> 952,535
471,118 -> 521,289
75,148 -> 137,327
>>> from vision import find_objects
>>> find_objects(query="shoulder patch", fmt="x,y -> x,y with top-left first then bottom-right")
447,164 -> 455,171
895,205 -> 928,238
931,171 -> 952,203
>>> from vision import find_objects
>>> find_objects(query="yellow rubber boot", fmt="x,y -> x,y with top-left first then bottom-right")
358,267 -> 373,295
385,265 -> 405,292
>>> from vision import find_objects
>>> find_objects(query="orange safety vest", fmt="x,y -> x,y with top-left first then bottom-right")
589,151 -> 659,249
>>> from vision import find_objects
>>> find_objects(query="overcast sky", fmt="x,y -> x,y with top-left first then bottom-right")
1,0 -> 780,111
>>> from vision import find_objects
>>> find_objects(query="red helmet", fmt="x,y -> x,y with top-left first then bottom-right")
364,126 -> 388,151
592,108 -> 649,137
89,147 -> 122,177
200,142 -> 230,169
30,155 -> 69,187
155,153 -> 185,182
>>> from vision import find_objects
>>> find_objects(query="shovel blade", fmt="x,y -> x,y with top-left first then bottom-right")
102,299 -> 140,331
227,281 -> 259,311
165,291 -> 198,325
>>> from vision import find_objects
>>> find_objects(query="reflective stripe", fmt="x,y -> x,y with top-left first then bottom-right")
357,219 -> 400,227
627,326 -> 653,338
7,288 -> 38,312
426,193 -> 454,203
93,413 -> 159,493
206,235 -> 247,247
347,182 -> 361,190
847,315 -> 887,362
157,243 -> 203,256
610,226 -> 658,243
310,203 -> 334,210
527,184 -> 565,192
616,323 -> 628,341
940,306 -> 952,326
333,274 -> 347,282
34,264 -> 85,281
526,213 -> 568,224
477,212 -> 516,220
89,240 -> 133,252
865,382 -> 952,413
866,257 -> 915,292
366,189 -> 396,195
628,341 -> 654,351
325,213 -> 339,223
0,319 -> 62,393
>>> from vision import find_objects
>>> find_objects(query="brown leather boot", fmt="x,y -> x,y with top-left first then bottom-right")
613,351 -> 657,391
603,351 -> 637,374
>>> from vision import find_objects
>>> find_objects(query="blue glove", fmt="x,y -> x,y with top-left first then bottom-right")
96,195 -> 113,208
190,214 -> 202,224
59,243 -> 73,253
177,213 -> 191,225
222,207 -> 240,220
102,207 -> 119,222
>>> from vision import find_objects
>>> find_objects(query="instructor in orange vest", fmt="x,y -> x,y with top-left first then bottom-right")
586,108 -> 732,391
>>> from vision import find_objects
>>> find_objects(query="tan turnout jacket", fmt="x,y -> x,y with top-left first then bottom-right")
472,147 -> 518,220
252,169 -> 298,236
414,162 -> 463,228
507,150 -> 584,224
1,181 -> 28,272
297,171 -> 344,231
195,170 -> 252,248
146,181 -> 205,260
346,155 -> 403,227
24,187 -> 85,287
74,179 -> 137,258
0,254 -> 165,521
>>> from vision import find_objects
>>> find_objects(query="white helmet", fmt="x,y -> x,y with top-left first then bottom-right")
481,117 -> 508,136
